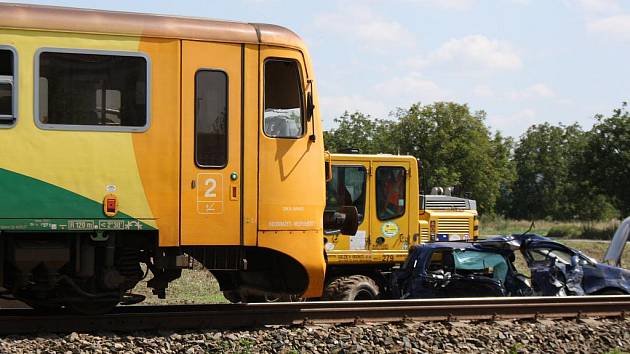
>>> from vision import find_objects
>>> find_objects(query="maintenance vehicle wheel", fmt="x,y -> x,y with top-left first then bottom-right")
322,275 -> 380,301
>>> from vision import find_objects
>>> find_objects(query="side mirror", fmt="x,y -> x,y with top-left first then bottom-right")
322,206 -> 359,236
324,151 -> 333,182
306,92 -> 314,122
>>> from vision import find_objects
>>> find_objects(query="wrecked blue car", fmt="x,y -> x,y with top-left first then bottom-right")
392,231 -> 630,298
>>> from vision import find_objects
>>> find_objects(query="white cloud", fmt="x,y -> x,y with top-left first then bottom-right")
472,83 -> 556,102
314,4 -> 415,49
587,14 -> 630,41
507,83 -> 556,101
405,0 -> 476,11
412,35 -> 522,72
568,0 -> 622,15
319,94 -> 389,128
319,75 -> 447,128
373,75 -> 448,102
488,109 -> 538,136
473,85 -> 495,99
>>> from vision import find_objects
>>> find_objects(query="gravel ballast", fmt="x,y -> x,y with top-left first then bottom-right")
1,318 -> 628,353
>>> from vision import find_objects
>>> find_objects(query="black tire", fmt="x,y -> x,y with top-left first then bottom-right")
598,289 -> 625,295
322,275 -> 380,301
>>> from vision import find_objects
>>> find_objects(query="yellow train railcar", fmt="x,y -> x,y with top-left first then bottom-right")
0,3 -> 355,313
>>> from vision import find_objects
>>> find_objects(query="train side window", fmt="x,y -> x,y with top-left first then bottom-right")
36,49 -> 149,131
195,70 -> 228,168
376,166 -> 407,221
0,47 -> 16,126
263,59 -> 304,138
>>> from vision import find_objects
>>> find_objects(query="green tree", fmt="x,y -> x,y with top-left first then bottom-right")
389,102 -> 506,213
509,123 -> 587,220
323,111 -> 385,153
492,132 -> 517,216
578,103 -> 630,216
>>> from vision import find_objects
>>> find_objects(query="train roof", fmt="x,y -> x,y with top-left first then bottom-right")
0,3 -> 306,50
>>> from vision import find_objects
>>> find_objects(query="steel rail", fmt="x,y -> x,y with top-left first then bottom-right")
0,295 -> 628,334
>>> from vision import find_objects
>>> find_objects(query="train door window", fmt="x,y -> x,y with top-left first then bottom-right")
0,47 -> 16,126
36,49 -> 149,131
195,70 -> 228,167
325,166 -> 367,223
376,166 -> 406,220
263,59 -> 304,138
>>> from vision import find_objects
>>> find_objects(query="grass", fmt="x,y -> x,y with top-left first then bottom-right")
132,261 -> 228,305
480,215 -> 621,240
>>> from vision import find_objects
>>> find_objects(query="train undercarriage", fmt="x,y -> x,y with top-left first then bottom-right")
0,231 -> 311,314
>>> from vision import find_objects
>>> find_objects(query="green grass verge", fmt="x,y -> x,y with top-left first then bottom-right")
132,263 -> 228,305
480,215 -> 622,239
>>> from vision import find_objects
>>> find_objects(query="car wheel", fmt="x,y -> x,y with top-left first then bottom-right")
322,275 -> 380,301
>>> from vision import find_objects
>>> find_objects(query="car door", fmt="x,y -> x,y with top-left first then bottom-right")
444,249 -> 507,297
522,241 -> 584,295
603,216 -> 630,267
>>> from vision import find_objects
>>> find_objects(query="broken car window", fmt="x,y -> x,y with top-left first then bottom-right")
453,250 -> 509,283
529,248 -> 573,265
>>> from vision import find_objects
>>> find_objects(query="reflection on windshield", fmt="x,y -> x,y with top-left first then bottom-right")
264,109 -> 302,137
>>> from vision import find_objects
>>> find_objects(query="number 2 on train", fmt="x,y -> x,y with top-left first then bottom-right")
204,178 -> 217,198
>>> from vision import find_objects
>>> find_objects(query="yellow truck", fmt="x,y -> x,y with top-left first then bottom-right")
322,153 -> 478,300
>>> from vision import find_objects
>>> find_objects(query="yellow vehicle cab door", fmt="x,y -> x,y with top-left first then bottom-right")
324,161 -> 371,256
180,41 -> 242,245
257,46 -> 323,233
369,161 -> 411,257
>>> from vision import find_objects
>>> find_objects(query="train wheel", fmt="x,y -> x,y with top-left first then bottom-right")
25,302 -> 64,314
322,275 -> 380,301
222,290 -> 242,303
65,298 -> 120,315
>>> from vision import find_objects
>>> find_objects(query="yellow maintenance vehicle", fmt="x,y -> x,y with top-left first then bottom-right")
322,153 -> 478,300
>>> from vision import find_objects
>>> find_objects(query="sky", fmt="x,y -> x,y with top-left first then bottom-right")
5,0 -> 630,138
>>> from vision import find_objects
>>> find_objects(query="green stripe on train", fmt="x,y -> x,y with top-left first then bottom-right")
0,168 -> 155,231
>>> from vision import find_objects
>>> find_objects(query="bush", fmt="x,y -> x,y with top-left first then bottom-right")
546,225 -> 582,238
581,223 -> 619,240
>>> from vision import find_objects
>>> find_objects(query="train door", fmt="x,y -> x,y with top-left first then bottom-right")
180,41 -> 242,245
325,162 -> 370,252
257,46 -> 323,232
369,161 -> 411,255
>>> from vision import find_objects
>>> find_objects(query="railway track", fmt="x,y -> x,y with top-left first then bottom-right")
1,295 -> 629,334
